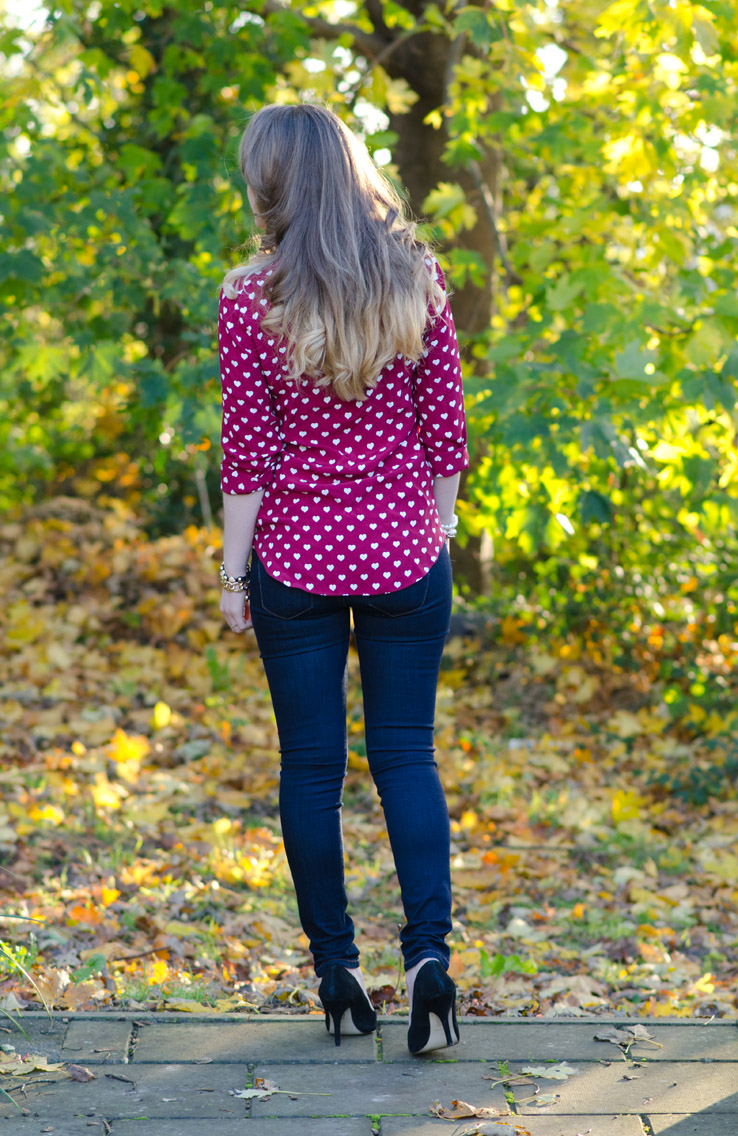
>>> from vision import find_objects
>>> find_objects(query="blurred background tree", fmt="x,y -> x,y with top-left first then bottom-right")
2,0 -> 738,653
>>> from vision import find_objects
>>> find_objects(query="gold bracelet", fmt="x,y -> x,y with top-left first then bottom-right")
219,562 -> 250,596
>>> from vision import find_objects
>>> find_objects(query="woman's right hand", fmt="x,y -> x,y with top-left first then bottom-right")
220,589 -> 253,633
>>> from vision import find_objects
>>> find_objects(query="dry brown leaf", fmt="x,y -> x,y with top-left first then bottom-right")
62,981 -> 107,1010
593,1025 -> 660,1052
3,499 -> 738,1025
594,1027 -> 633,1045
254,1076 -> 280,1095
33,967 -> 69,1007
517,1091 -> 560,1108
430,1099 -> 507,1120
0,1055 -> 65,1075
521,1062 -> 579,1081
66,1064 -> 97,1082
230,1088 -> 271,1100
455,1127 -> 529,1136
625,1025 -> 659,1044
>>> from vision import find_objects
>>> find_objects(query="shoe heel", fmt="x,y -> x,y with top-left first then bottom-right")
425,990 -> 457,1046
407,961 -> 460,1056
318,965 -> 377,1048
323,1004 -> 344,1047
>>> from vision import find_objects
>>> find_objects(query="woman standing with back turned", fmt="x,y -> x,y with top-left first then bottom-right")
218,103 -> 469,1055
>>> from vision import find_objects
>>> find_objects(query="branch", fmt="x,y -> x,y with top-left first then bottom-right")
343,23 -> 433,109
364,0 -> 392,38
260,0 -> 386,60
467,157 -> 522,285
444,28 -> 466,107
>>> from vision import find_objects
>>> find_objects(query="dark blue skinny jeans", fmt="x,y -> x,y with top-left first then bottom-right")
248,543 -> 453,978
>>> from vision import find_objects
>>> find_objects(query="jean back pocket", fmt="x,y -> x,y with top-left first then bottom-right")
252,555 -> 314,619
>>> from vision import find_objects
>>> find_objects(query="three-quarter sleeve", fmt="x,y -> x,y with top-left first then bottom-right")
414,262 -> 470,477
218,288 -> 283,494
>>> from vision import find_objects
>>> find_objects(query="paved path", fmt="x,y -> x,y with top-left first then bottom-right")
0,1012 -> 736,1135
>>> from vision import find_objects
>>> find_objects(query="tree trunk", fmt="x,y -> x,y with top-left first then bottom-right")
291,1 -> 501,592
381,35 -> 499,342
375,23 -> 499,594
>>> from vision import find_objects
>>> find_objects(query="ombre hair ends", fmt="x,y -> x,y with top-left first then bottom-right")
222,103 -> 446,403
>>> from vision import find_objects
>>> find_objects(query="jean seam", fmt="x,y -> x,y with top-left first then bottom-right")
252,541 -> 453,975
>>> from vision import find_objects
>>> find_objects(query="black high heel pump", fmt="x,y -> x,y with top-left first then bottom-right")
407,960 -> 460,1055
318,964 -> 377,1047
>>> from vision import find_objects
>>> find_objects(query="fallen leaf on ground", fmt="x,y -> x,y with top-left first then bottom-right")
3,499 -> 738,1024
430,1099 -> 508,1120
594,1027 -> 633,1046
593,1025 -> 661,1052
483,1073 -> 535,1091
521,1062 -> 579,1081
0,995 -> 24,1013
454,1126 -> 527,1136
625,1025 -> 659,1044
229,1078 -> 329,1102
163,999 -> 216,1013
541,974 -> 605,1004
66,1064 -> 97,1082
0,1056 -> 65,1074
519,1092 -> 561,1108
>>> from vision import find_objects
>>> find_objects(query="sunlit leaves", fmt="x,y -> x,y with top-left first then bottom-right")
1,498 -> 738,1016
452,6 -> 497,54
2,0 -> 738,600
423,181 -> 478,236
445,247 -> 488,289
446,0 -> 738,576
363,66 -> 419,115
601,134 -> 660,183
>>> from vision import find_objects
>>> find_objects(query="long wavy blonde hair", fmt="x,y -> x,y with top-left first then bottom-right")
222,103 -> 445,402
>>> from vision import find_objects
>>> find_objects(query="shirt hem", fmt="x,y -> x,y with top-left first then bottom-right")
253,530 -> 446,597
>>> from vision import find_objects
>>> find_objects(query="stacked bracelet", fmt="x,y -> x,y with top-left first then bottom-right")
440,513 -> 458,539
219,561 -> 250,596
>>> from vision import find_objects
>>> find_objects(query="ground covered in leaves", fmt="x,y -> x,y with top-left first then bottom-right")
1,498 -> 736,1021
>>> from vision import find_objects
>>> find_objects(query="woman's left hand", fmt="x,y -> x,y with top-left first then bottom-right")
220,589 -> 253,633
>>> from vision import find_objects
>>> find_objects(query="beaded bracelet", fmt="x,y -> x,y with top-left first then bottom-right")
219,561 -> 250,596
440,513 -> 458,539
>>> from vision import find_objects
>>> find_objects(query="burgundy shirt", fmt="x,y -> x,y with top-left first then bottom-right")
218,259 -> 469,595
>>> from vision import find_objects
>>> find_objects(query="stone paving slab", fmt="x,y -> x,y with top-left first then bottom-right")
379,1021 -> 463,1063
490,1120 -> 644,1136
380,1021 -> 738,1064
111,1122 -> 372,1135
1,1016 -> 734,1132
649,1116 -> 738,1135
249,1061 -> 509,1117
0,1021 -> 66,1063
61,1020 -> 132,1063
383,1118 -> 645,1136
9,1011 -> 736,1028
132,1020 -> 377,1063
0,1063 -> 249,1120
0,1124 -> 106,1136
508,1061 -> 738,1115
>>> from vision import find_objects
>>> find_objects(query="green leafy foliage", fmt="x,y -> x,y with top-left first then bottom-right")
0,0 -> 312,513
1,0 -> 738,660
480,949 -> 537,977
438,0 -> 738,609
